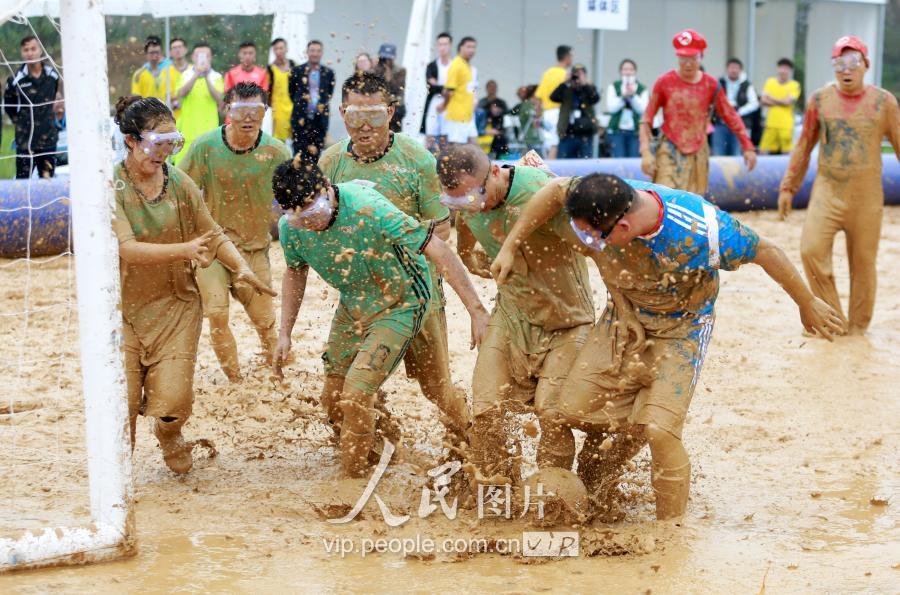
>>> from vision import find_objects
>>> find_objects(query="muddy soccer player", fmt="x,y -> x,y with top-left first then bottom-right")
317,72 -> 470,442
179,82 -> 291,381
640,28 -> 757,194
112,96 -> 275,473
492,173 -> 844,520
777,35 -> 900,336
272,154 -> 490,478
435,144 -> 594,486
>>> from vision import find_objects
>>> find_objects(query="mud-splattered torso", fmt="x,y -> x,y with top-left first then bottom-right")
278,183 -> 433,328
319,133 -> 450,307
462,167 -> 594,332
113,163 -> 227,335
178,126 -> 291,251
781,85 -> 900,192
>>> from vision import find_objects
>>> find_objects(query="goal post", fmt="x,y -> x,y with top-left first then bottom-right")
0,0 -> 134,571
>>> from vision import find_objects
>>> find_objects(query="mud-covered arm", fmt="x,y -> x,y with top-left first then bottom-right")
752,237 -> 844,339
455,214 -> 492,279
490,179 -> 568,284
779,96 -> 820,195
423,236 -> 490,349
885,92 -> 900,160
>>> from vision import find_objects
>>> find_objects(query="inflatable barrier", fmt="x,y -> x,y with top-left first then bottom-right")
535,154 -> 900,212
3,154 -> 898,257
0,176 -> 70,258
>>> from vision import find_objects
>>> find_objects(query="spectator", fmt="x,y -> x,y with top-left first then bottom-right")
640,29 -> 756,195
353,52 -> 373,74
478,80 -> 509,158
4,35 -> 63,178
760,58 -> 801,155
168,38 -> 190,114
268,38 -> 296,143
374,43 -> 406,132
535,45 -> 573,159
439,36 -> 478,145
173,43 -> 224,165
550,63 -> 599,159
605,58 -> 649,158
169,38 -> 190,75
712,58 -> 760,156
422,32 -> 453,144
509,85 -> 543,155
131,36 -> 179,107
289,40 -> 335,158
224,41 -> 269,92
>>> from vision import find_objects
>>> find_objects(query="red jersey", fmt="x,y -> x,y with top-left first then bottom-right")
643,70 -> 752,155
224,65 -> 270,92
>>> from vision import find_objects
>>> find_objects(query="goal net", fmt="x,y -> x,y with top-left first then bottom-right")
0,0 -> 133,571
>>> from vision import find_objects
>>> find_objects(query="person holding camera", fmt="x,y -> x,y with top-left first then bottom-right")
549,63 -> 600,159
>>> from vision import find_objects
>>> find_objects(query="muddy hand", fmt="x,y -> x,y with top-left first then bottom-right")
184,230 -> 215,263
470,308 -> 490,350
236,268 -> 278,297
640,151 -> 656,177
490,247 -> 515,285
273,334 -> 291,379
800,297 -> 845,341
743,150 -> 758,172
777,191 -> 793,221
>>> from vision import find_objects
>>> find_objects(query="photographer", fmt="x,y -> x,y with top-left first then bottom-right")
549,63 -> 599,159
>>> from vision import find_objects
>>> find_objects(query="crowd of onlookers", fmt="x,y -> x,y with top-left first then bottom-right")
1,29 -> 805,180
417,37 -> 803,161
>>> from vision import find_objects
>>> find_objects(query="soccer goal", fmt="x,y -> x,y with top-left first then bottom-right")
0,0 -> 133,571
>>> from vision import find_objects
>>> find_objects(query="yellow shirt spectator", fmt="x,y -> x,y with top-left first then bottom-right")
762,77 -> 801,130
535,66 -> 567,110
131,62 -> 181,106
445,55 -> 474,123
269,64 -> 293,142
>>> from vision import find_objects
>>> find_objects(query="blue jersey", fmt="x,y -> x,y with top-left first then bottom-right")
594,180 -> 760,326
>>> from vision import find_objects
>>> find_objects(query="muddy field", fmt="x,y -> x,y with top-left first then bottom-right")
1,207 -> 898,593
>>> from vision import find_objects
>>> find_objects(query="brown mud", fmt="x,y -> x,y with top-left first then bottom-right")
1,209 -> 898,592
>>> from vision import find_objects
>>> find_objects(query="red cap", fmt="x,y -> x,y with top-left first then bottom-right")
831,35 -> 868,59
673,29 -> 707,57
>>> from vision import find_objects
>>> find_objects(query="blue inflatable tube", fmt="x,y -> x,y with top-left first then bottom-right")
3,154 -> 898,257
0,176 -> 70,258
537,153 -> 900,212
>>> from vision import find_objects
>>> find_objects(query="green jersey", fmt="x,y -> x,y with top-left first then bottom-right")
278,182 -> 435,335
461,165 -> 594,331
318,132 -> 450,305
179,126 -> 291,251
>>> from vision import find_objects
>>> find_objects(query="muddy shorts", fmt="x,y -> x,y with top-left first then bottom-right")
322,303 -> 422,395
197,246 -> 273,319
557,307 -> 715,440
654,136 -> 710,196
123,297 -> 202,421
472,301 -> 590,416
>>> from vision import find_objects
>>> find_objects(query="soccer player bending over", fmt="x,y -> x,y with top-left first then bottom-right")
492,173 -> 843,520
272,154 -> 489,478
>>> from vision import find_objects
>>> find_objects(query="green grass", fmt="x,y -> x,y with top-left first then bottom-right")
1,124 -> 14,179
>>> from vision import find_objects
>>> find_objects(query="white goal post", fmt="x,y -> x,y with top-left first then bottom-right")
0,0 -> 133,571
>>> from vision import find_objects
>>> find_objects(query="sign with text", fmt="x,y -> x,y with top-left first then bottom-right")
577,0 -> 629,30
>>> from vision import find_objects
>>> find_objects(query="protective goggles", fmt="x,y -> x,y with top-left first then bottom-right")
138,131 -> 185,157
569,219 -> 608,252
292,194 -> 333,229
439,172 -> 490,212
228,101 -> 266,121
831,52 -> 865,73
343,105 -> 390,129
